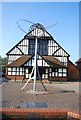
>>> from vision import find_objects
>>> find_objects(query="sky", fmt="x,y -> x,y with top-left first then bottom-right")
1,2 -> 79,63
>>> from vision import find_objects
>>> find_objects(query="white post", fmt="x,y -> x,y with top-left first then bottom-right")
33,38 -> 38,92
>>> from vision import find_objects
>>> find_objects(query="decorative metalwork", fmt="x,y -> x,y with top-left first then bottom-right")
28,23 -> 46,32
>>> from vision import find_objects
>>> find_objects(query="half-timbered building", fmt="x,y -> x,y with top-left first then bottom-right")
6,23 -> 77,81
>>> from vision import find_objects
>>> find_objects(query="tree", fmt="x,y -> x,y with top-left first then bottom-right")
0,56 -> 7,74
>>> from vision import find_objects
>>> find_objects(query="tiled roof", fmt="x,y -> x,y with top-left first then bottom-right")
76,58 -> 81,63
43,56 -> 65,68
7,55 -> 65,68
8,55 -> 32,67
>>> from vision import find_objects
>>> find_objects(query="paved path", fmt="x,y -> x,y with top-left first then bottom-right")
50,82 -> 79,93
1,81 -> 79,113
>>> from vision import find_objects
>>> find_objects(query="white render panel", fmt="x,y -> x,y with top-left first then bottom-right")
42,74 -> 44,79
9,47 -> 22,55
26,74 -> 28,78
55,42 -> 58,47
64,57 -> 67,62
48,47 -> 50,55
52,46 -> 54,53
22,46 -> 28,54
46,69 -> 48,73
48,40 -> 50,46
50,40 -> 53,46
50,47 -> 52,55
18,39 -> 29,54
8,39 -> 29,55
48,40 -> 61,55
28,28 -> 50,37
26,69 -> 28,73
26,39 -> 29,45
38,60 -> 42,66
44,62 -> 49,67
54,48 -> 68,56
44,31 -> 50,37
58,57 -> 62,61
52,41 -> 55,46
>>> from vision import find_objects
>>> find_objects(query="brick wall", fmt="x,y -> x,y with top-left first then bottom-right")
0,108 -> 80,119
76,62 -> 81,79
50,77 -> 67,81
6,75 -> 24,81
68,60 -> 79,80
6,75 -> 67,82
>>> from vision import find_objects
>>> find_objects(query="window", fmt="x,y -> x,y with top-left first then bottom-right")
59,73 -> 62,77
28,39 -> 48,55
58,68 -> 62,77
40,68 -> 48,79
63,68 -> 67,77
38,40 -> 48,55
12,72 -> 16,75
8,72 -> 11,75
52,72 -> 54,76
63,73 -> 67,77
55,72 -> 58,76
8,67 -> 25,76
8,68 -> 11,71
63,68 -> 67,72
52,68 -> 58,72
59,68 -> 62,72
28,68 -> 32,73
17,68 -> 19,71
28,40 -> 35,55
12,67 -> 16,71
